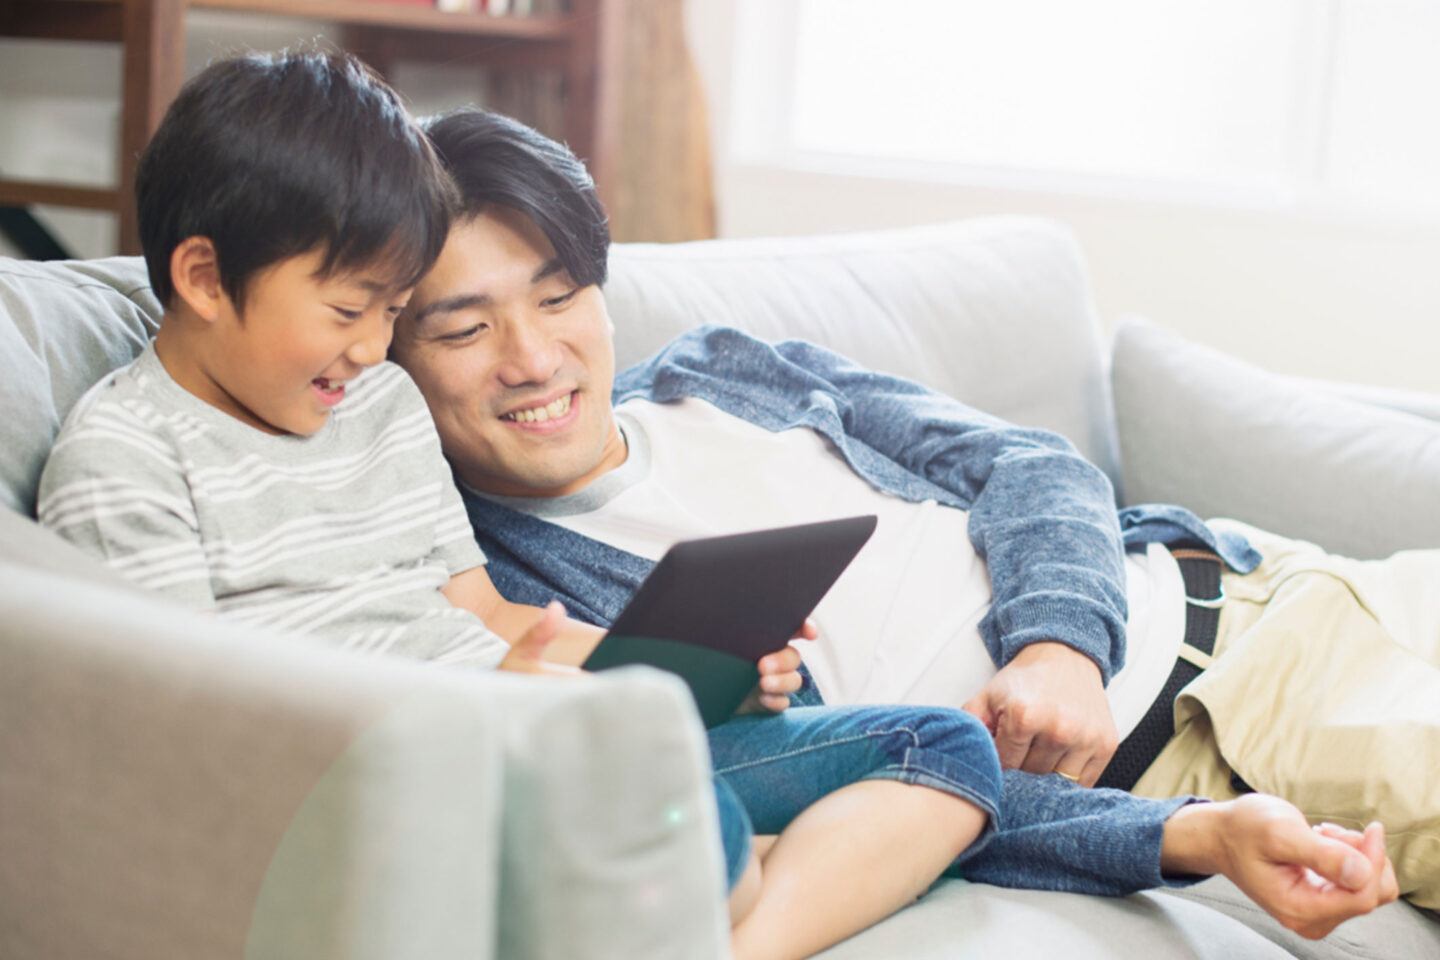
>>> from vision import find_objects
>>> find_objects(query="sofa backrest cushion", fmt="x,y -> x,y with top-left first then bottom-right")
1,217 -> 1120,515
0,257 -> 159,516
1113,317 -> 1440,558
606,217 -> 1123,491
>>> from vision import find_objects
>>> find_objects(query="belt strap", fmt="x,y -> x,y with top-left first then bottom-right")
1095,550 -> 1223,792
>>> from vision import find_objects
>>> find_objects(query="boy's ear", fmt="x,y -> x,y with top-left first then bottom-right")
170,236 -> 226,323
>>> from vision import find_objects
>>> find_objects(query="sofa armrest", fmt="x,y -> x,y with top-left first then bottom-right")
0,560 -> 726,960
1111,318 -> 1440,559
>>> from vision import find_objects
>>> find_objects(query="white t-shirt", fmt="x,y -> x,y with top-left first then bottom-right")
488,398 -> 1185,738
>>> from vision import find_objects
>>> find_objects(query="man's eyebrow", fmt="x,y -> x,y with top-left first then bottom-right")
411,292 -> 492,327
532,258 -> 565,284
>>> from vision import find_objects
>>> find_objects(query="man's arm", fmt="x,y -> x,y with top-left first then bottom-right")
620,327 -> 1126,775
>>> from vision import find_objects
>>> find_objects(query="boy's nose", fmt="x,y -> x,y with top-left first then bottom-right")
346,324 -> 393,369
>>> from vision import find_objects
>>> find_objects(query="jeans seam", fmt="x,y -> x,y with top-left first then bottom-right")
713,724 -> 924,777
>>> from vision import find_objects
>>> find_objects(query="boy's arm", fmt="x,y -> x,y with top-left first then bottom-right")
38,426 -> 216,608
442,564 -> 604,666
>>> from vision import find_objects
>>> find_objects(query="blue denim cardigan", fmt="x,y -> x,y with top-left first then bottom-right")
458,326 -> 1253,895
463,325 -> 1260,683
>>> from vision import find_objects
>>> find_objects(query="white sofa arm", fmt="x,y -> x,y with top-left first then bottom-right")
1111,318 -> 1440,558
0,557 -> 727,960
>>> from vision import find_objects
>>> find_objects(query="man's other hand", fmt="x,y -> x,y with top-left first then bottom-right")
736,618 -> 817,715
962,641 -> 1118,786
1166,795 -> 1399,940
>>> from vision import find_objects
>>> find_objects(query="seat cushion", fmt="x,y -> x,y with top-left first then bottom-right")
0,257 -> 159,516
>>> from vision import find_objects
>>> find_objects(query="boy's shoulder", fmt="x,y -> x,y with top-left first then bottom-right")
41,347 -> 196,494
330,360 -> 432,427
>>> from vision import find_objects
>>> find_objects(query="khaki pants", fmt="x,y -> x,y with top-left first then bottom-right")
1133,520 -> 1440,909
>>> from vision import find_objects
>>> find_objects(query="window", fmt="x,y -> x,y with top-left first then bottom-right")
738,0 -> 1440,212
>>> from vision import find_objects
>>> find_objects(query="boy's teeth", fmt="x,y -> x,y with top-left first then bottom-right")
506,392 -> 572,422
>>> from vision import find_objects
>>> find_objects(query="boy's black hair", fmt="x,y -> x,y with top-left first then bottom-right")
422,108 -> 610,288
137,50 -> 452,311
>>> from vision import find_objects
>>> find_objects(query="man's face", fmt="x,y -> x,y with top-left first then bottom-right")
180,248 -> 408,436
391,208 -> 625,497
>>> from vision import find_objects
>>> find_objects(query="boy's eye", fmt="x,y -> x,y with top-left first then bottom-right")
332,306 -> 363,322
541,289 -> 579,309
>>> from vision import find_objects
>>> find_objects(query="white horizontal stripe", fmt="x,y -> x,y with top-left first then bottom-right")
50,424 -> 182,475
135,567 -> 212,592
189,409 -> 434,500
331,364 -> 409,422
202,486 -> 442,576
40,481 -> 197,531
106,539 -> 202,573
272,565 -> 447,634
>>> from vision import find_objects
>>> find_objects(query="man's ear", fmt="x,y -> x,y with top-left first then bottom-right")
170,236 -> 225,323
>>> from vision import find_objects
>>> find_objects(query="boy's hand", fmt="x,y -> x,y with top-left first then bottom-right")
498,601 -> 583,677
735,618 -> 818,715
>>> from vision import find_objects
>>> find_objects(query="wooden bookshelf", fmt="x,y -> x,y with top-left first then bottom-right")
0,0 -> 623,255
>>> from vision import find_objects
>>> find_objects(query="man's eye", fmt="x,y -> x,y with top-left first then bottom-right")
541,289 -> 579,309
440,324 -> 485,342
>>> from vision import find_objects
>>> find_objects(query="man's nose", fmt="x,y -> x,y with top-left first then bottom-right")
497,317 -> 563,386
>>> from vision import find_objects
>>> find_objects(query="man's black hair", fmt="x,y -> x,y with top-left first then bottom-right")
136,50 -> 452,311
422,108 -> 610,288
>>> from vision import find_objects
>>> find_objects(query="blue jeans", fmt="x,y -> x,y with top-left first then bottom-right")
707,673 -> 1195,896
707,704 -> 1003,889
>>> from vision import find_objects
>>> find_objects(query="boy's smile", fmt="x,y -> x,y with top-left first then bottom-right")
156,245 -> 411,437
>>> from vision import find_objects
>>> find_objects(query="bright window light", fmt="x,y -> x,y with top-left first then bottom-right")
792,0 -> 1305,186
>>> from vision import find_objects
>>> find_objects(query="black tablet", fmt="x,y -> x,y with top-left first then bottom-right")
582,515 -> 878,727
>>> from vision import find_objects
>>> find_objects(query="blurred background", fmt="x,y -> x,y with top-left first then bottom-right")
3,0 -> 1438,391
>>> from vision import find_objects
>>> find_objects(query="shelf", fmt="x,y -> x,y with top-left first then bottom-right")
0,181 -> 120,213
191,1 -> 572,40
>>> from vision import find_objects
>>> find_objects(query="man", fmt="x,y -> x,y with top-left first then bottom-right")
389,107 -> 1439,914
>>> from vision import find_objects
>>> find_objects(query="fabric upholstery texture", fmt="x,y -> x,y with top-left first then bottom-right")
606,217 -> 1124,492
0,257 -> 158,516
0,552 -> 725,960
1112,317 -> 1440,559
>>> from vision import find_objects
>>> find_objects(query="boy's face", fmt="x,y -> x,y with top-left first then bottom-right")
190,249 -> 411,436
390,207 -> 626,498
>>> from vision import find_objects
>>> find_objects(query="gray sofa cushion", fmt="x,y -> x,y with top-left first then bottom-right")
606,217 -> 1124,492
1112,317 -> 1440,558
0,257 -> 159,516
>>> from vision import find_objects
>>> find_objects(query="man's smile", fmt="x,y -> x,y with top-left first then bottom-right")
500,389 -> 579,431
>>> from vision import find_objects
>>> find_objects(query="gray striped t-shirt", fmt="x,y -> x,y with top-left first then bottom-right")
38,343 -> 507,668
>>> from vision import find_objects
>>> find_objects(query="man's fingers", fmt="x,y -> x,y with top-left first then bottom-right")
758,645 -> 802,675
794,617 -> 820,641
1075,751 -> 1108,788
994,714 -> 1038,770
1272,823 -> 1374,892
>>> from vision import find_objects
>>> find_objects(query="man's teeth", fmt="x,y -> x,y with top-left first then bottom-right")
505,393 -> 572,423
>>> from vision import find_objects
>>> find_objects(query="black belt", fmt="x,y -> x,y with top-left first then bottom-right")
1095,549 -> 1224,792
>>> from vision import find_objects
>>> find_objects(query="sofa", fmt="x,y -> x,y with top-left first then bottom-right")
3,217 -> 1438,959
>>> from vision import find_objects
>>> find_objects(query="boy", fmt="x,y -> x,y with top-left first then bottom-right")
38,51 -> 619,673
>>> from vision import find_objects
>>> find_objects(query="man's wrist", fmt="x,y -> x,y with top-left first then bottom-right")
1160,801 -> 1232,878
1009,640 -> 1104,679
